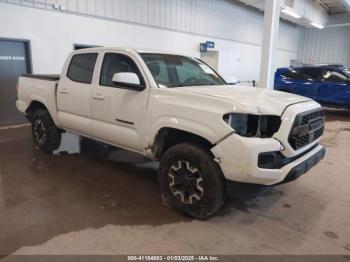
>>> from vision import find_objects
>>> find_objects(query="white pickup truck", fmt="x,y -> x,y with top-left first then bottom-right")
17,47 -> 326,219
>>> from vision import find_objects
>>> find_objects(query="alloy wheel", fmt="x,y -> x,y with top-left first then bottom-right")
33,119 -> 48,146
168,160 -> 204,205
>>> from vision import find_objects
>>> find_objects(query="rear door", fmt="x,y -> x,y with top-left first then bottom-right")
92,51 -> 149,152
57,52 -> 98,136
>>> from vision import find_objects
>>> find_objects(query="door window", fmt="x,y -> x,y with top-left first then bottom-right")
323,70 -> 348,83
100,53 -> 144,87
67,53 -> 98,84
281,69 -> 307,81
301,68 -> 323,81
282,68 -> 325,82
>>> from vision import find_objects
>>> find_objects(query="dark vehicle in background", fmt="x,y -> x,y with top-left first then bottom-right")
275,65 -> 350,108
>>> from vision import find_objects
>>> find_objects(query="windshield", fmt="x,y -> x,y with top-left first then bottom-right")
140,53 -> 226,88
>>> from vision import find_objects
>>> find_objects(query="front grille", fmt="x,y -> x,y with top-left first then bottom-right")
288,109 -> 325,150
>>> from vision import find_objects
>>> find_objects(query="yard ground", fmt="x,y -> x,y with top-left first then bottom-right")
0,109 -> 350,256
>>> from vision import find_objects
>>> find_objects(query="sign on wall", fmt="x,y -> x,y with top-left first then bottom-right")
200,41 -> 215,53
0,56 -> 26,61
206,41 -> 215,49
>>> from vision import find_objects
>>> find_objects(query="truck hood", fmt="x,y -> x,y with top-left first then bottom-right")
177,85 -> 311,115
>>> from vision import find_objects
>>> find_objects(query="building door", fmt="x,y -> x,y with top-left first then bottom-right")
0,39 -> 31,126
200,51 -> 219,71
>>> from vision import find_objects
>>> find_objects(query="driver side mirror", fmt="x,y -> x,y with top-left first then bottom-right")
112,73 -> 145,91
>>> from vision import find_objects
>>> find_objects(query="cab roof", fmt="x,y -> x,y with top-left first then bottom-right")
72,47 -> 189,57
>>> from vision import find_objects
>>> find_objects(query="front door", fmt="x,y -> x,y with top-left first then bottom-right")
92,52 -> 149,152
0,39 -> 31,126
317,70 -> 350,106
293,68 -> 323,100
200,51 -> 219,71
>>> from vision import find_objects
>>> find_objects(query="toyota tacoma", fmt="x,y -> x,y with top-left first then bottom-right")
17,48 -> 326,219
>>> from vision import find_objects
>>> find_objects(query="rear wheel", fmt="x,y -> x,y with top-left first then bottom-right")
159,143 -> 226,219
31,109 -> 61,153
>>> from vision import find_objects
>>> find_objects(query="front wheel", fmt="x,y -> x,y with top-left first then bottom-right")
159,143 -> 226,219
31,109 -> 62,153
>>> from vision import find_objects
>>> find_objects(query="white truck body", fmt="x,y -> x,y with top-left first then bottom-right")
16,47 -> 326,217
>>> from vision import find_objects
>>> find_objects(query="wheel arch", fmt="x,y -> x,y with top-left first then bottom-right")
152,127 -> 214,159
25,99 -> 59,126
26,101 -> 48,120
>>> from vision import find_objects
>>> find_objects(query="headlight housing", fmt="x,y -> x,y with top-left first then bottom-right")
223,113 -> 281,138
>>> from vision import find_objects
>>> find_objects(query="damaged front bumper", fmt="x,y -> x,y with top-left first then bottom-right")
211,134 -> 325,186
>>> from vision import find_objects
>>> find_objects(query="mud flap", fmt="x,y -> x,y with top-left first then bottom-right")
53,132 -> 81,155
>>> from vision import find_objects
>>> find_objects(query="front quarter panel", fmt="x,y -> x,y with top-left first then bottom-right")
146,88 -> 238,147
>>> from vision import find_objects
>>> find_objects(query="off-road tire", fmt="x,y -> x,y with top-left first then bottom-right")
31,109 -> 61,153
159,143 -> 226,219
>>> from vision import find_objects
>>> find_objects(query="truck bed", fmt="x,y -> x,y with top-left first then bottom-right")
21,74 -> 60,81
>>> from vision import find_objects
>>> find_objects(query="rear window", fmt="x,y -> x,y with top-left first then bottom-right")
67,53 -> 98,84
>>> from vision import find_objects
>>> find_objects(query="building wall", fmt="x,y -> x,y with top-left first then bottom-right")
298,26 -> 350,67
0,0 -> 301,82
293,0 -> 328,26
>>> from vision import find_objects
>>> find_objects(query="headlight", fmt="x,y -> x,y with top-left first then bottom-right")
223,113 -> 281,138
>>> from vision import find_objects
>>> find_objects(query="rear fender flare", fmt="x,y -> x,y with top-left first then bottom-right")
27,95 -> 59,126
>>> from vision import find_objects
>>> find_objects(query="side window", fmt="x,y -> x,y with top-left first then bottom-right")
100,53 -> 144,87
323,70 -> 347,83
282,69 -> 305,81
67,53 -> 98,84
301,68 -> 322,81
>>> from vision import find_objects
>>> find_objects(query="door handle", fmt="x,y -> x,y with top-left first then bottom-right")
93,93 -> 105,101
60,89 -> 69,94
